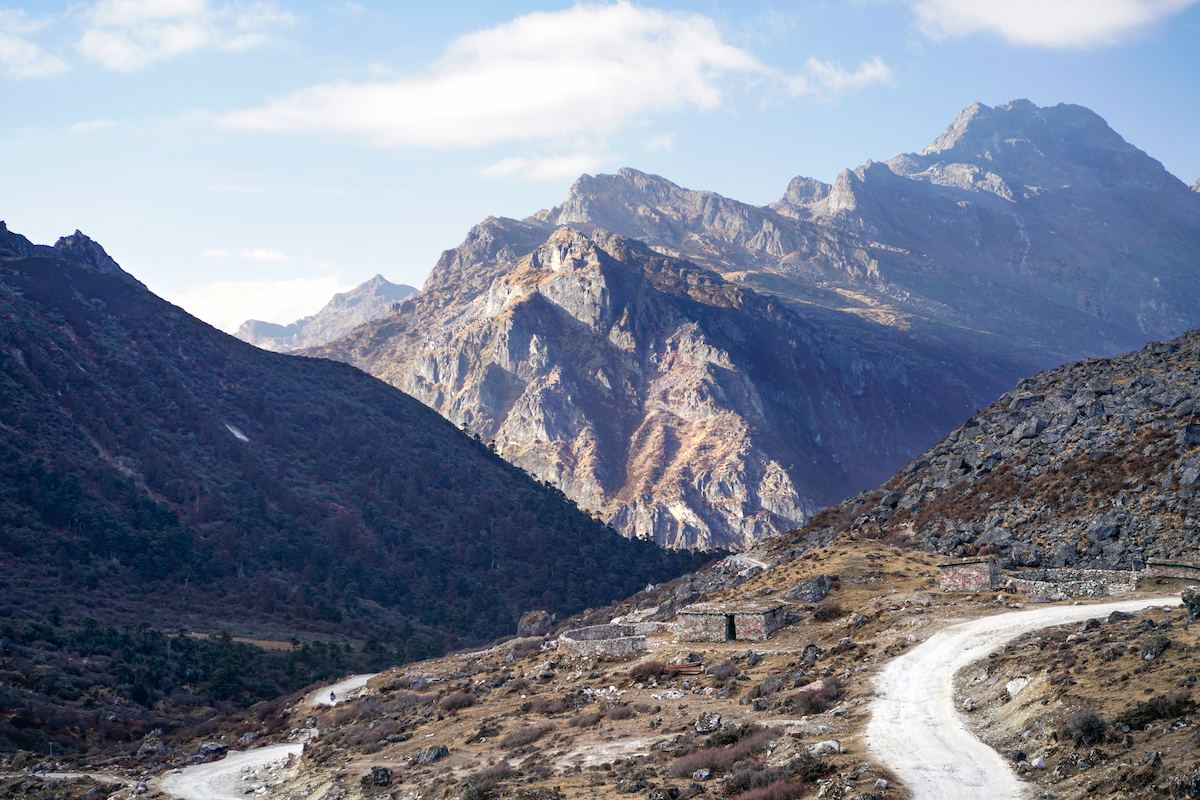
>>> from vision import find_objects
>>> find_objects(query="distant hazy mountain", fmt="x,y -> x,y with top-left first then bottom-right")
235,274 -> 416,352
303,100 -> 1200,551
0,227 -> 711,655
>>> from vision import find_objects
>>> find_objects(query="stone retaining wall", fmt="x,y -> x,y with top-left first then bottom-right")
1144,561 -> 1200,582
557,625 -> 648,662
1002,567 -> 1138,598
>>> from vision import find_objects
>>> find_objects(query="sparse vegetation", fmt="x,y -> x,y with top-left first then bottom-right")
629,660 -> 668,682
499,723 -> 555,749
441,691 -> 477,712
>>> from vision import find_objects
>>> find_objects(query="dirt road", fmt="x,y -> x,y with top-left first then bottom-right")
160,672 -> 377,800
866,596 -> 1182,800
158,744 -> 301,800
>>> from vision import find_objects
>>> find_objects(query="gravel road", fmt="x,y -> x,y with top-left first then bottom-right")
160,672 -> 378,800
866,596 -> 1182,800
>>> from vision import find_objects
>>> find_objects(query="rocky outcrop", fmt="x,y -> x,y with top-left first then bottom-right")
308,228 -> 1007,550
0,221 -> 140,285
236,274 -> 415,352
782,329 -> 1200,570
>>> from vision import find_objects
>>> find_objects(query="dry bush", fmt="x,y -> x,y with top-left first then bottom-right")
669,725 -> 778,777
729,780 -> 804,800
1067,710 -> 1108,744
629,660 -> 668,682
512,639 -> 544,654
499,723 -> 555,749
978,545 -> 1002,557
633,703 -> 654,714
346,718 -> 397,749
605,705 -> 634,720
793,678 -> 839,716
440,691 -> 476,712
568,712 -> 601,728
507,678 -> 530,693
318,704 -> 358,727
709,660 -> 739,682
386,691 -> 432,712
813,599 -> 842,621
531,697 -> 566,715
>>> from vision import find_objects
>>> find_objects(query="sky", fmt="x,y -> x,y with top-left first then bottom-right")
2,0 -> 1199,334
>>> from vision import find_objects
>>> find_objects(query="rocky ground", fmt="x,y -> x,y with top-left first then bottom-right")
789,330 -> 1200,572
5,541 -> 1191,800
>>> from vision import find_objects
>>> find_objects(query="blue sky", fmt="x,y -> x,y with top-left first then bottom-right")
2,0 -> 1198,332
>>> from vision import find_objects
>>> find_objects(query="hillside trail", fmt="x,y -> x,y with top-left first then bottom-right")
159,672 -> 378,800
867,596 -> 1183,800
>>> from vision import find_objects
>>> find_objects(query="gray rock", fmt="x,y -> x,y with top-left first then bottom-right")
1087,513 -> 1120,543
694,712 -> 721,734
784,574 -> 833,603
517,609 -> 556,637
1141,636 -> 1171,661
370,767 -> 393,786
1182,586 -> 1200,619
416,745 -> 449,765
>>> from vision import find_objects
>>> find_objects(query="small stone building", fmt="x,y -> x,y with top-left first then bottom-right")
557,624 -> 648,661
938,557 -> 999,592
676,600 -> 787,642
1144,559 -> 1200,582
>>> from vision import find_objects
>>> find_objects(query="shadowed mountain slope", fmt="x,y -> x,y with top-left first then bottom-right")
0,225 -> 713,660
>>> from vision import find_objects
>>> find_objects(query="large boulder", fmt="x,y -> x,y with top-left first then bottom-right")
1182,586 -> 1200,619
517,610 -> 556,637
784,575 -> 833,603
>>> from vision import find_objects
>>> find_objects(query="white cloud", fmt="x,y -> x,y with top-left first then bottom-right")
200,247 -> 229,257
68,118 -> 116,133
78,0 -> 299,71
163,276 -> 352,333
0,10 -> 68,78
785,56 -> 893,101
482,153 -> 603,181
218,1 -> 766,148
913,0 -> 1199,47
238,247 -> 290,262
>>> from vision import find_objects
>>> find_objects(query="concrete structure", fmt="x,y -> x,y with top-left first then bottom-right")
1143,560 -> 1200,582
938,557 -> 999,592
557,625 -> 648,662
676,600 -> 786,642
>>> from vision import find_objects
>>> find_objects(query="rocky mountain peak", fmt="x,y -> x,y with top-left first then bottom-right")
52,230 -> 126,275
235,273 -> 416,353
1193,177 -> 1200,192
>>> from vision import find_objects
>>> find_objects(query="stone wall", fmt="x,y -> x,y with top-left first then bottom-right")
939,560 -> 997,592
557,625 -> 648,661
676,613 -> 728,643
1144,561 -> 1200,582
1002,567 -> 1137,598
733,608 -> 786,642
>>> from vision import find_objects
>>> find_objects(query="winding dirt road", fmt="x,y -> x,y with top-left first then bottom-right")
866,596 -> 1182,800
160,672 -> 377,800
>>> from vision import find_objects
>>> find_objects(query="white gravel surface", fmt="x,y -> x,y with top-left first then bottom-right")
866,596 -> 1182,800
158,744 -> 301,800
310,673 -> 376,707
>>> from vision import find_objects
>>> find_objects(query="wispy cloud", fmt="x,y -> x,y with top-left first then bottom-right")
218,2 -> 790,149
200,247 -> 229,257
163,275 -> 352,333
0,9 -> 68,78
238,247 -> 290,262
78,0 -> 300,71
482,153 -> 603,181
68,118 -> 116,134
785,56 -> 893,102
913,0 -> 1199,47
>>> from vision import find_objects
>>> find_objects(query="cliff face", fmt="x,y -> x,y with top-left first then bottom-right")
306,100 -> 1200,551
783,329 -> 1200,571
309,228 -> 1011,550
235,274 -> 416,352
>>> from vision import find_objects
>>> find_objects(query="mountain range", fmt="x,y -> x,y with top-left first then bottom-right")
0,223 -> 711,660
303,99 -> 1200,550
235,275 -> 415,352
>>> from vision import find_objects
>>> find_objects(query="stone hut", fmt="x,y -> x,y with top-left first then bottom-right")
676,600 -> 787,642
557,624 -> 648,662
938,557 -> 999,592
1144,559 -> 1200,582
